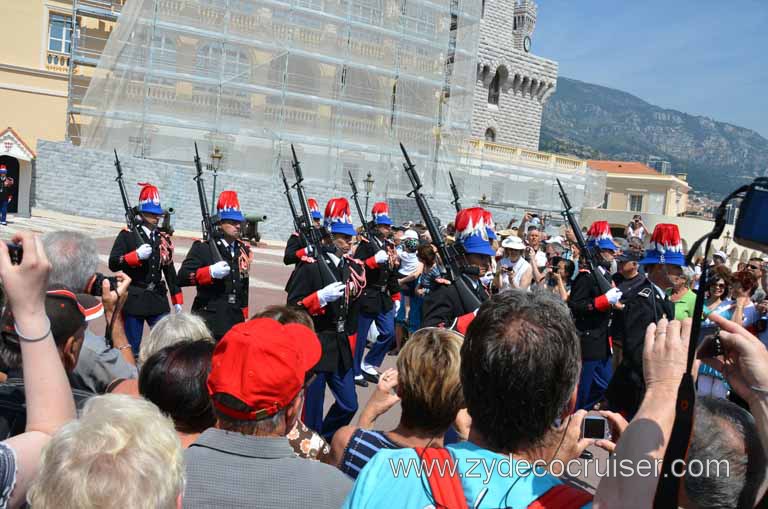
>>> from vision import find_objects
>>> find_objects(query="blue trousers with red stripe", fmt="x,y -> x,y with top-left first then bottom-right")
354,308 -> 395,376
303,368 -> 358,441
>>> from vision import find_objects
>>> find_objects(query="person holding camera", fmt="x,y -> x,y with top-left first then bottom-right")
494,235 -> 532,291
625,214 -> 647,240
178,190 -> 252,340
108,183 -> 182,355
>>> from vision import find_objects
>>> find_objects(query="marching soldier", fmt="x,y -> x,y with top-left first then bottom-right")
283,197 -> 323,265
568,221 -> 622,410
353,202 -> 400,387
287,198 -> 367,439
178,190 -> 251,340
606,223 -> 680,417
422,207 -> 495,333
0,165 -> 14,226
108,183 -> 183,354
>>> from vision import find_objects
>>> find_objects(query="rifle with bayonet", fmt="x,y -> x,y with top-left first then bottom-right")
348,171 -> 375,240
556,178 -> 611,293
400,143 -> 481,312
290,145 -> 345,332
114,150 -> 144,245
449,172 -> 462,212
281,167 -> 308,244
193,143 -> 222,262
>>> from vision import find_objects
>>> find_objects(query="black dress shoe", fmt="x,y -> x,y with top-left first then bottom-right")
580,450 -> 594,460
362,371 -> 380,384
354,377 -> 369,388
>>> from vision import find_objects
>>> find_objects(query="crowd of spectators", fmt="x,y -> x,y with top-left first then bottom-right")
0,224 -> 768,509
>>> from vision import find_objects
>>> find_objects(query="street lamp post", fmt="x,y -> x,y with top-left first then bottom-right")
723,230 -> 732,251
363,171 -> 375,217
208,147 -> 223,216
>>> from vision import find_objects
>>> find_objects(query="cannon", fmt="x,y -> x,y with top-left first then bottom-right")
242,214 -> 268,244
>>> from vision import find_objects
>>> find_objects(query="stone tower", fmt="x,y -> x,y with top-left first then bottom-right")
471,0 -> 558,150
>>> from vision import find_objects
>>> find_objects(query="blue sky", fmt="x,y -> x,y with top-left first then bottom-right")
532,0 -> 768,138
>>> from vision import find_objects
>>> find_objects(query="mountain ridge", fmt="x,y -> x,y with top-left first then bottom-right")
540,77 -> 768,197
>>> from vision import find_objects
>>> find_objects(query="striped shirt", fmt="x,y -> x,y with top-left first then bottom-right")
340,429 -> 403,479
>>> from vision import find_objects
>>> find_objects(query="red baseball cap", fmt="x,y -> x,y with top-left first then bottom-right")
207,318 -> 321,421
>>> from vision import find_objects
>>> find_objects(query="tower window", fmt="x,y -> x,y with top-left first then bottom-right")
488,71 -> 500,105
484,128 -> 496,142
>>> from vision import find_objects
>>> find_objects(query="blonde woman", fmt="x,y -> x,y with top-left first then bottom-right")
327,328 -> 465,479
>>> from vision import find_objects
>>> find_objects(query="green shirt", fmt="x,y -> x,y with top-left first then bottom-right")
667,288 -> 697,320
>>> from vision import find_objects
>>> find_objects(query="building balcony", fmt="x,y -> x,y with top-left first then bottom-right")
45,51 -> 71,73
465,139 -> 588,172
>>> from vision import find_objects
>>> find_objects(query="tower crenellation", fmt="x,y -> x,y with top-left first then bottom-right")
470,0 -> 558,150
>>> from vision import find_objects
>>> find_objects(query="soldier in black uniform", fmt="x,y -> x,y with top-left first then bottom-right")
352,202 -> 400,387
178,190 -> 251,340
422,207 -> 495,334
283,197 -> 323,266
108,183 -> 182,354
568,221 -> 622,410
287,197 -> 366,439
0,164 -> 14,226
606,223 -> 681,417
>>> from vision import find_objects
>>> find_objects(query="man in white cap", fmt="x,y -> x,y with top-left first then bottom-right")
713,250 -> 728,267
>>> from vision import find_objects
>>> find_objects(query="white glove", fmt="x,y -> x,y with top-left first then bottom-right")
373,250 -> 388,264
174,304 -> 183,313
318,281 -> 345,307
210,261 -> 231,279
304,245 -> 314,256
393,299 -> 401,315
604,287 -> 623,305
136,244 -> 152,260
480,272 -> 494,287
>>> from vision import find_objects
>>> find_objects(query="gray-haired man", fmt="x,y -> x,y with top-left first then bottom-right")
42,231 -> 136,393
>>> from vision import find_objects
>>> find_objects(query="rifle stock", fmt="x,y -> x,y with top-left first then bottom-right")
556,179 -> 611,293
193,143 -> 222,262
113,150 -> 144,245
400,144 -> 481,312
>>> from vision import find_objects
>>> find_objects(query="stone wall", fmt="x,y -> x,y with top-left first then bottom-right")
33,140 -> 460,241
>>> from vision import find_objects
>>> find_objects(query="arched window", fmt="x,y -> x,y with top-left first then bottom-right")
484,128 -> 496,142
488,71 -> 500,105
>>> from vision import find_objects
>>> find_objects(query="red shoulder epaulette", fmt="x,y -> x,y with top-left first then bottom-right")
291,231 -> 299,237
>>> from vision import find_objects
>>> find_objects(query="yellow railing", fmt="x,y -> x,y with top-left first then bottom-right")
45,51 -> 70,73
466,139 -> 587,171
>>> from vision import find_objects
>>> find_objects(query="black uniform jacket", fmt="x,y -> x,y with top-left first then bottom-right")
108,228 -> 182,317
287,254 -> 366,373
421,274 -> 489,331
177,237 -> 251,339
283,232 -> 308,265
353,236 -> 399,315
568,268 -> 614,362
607,277 -> 675,416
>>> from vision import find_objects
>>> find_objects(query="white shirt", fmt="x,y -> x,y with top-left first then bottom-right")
627,224 -> 646,239
398,251 -> 419,275
533,249 -> 547,268
500,257 -> 531,290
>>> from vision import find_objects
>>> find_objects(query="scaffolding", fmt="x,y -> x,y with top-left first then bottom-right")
69,0 -> 481,197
